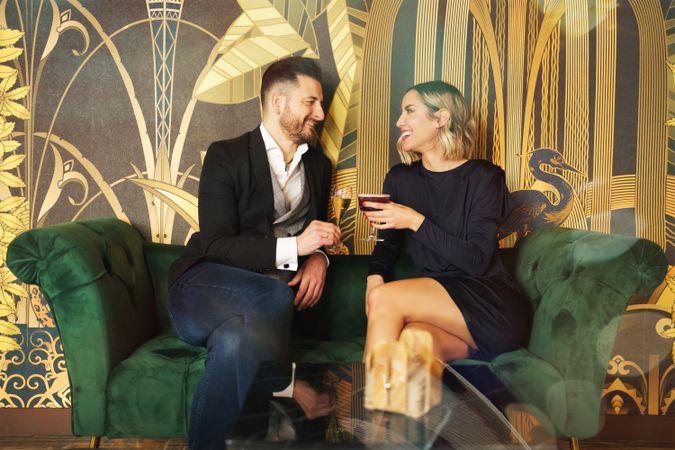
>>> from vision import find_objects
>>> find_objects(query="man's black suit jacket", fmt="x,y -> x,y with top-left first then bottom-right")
168,126 -> 332,287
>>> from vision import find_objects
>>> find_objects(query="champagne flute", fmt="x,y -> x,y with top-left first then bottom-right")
328,185 -> 352,253
358,194 -> 390,242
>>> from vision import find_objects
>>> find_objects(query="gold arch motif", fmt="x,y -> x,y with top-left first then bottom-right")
355,0 -> 403,254
414,0 -> 438,84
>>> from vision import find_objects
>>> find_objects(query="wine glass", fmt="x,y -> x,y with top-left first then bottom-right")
358,194 -> 390,242
327,185 -> 352,253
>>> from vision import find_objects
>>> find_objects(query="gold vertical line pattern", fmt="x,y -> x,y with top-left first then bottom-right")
590,0 -> 616,233
561,0 -> 589,231
540,0 -> 561,152
479,15 -> 490,161
492,0 -> 506,166
415,0 -> 439,83
469,0 -> 506,168
505,0 -> 527,191
471,16 -> 480,156
441,0 -> 469,88
540,28 -> 550,152
471,16 -> 487,160
524,0 -> 538,188
628,0 -> 667,248
549,20 -> 560,148
518,0 -> 564,187
355,0 -> 403,255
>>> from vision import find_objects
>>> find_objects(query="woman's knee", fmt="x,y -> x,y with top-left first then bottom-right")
366,284 -> 397,318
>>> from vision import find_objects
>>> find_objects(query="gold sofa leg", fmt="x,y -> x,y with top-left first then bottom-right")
570,436 -> 580,450
89,436 -> 101,448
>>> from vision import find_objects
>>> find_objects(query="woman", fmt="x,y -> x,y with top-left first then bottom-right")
363,81 -> 530,362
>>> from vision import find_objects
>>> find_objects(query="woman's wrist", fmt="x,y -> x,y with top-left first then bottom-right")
409,211 -> 425,232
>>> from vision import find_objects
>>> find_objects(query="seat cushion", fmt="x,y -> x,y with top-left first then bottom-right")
106,335 -> 205,437
106,334 -> 365,437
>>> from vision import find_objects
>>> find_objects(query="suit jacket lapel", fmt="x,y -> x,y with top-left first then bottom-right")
249,127 -> 275,226
302,148 -> 320,222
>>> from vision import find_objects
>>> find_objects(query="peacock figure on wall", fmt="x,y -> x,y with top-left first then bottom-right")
498,148 -> 580,241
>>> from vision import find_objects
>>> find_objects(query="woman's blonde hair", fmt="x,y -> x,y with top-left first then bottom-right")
397,81 -> 476,165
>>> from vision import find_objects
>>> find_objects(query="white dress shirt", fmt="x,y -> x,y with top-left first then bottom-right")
260,123 -> 309,271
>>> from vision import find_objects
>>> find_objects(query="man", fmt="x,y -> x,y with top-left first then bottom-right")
168,57 -> 339,450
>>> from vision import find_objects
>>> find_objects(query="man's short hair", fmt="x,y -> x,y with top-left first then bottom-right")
260,56 -> 322,106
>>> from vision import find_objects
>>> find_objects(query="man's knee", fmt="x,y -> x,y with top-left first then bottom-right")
207,316 -> 247,355
255,278 -> 294,315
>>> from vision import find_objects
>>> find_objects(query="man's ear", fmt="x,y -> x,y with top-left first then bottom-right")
271,91 -> 286,115
436,108 -> 450,128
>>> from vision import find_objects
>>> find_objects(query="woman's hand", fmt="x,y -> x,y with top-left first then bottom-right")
364,200 -> 425,232
365,275 -> 385,317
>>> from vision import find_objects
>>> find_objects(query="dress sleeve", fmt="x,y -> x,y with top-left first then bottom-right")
411,168 -> 509,277
368,169 -> 405,278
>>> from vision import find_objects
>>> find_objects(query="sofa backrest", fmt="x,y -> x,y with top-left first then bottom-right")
144,248 -> 418,342
144,242 -> 185,334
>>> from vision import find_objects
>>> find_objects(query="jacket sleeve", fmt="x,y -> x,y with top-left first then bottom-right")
198,141 -> 277,269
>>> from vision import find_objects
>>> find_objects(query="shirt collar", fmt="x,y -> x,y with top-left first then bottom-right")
259,123 -> 309,158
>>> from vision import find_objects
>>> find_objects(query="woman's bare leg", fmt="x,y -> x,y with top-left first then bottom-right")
364,277 -> 477,359
402,322 -> 471,361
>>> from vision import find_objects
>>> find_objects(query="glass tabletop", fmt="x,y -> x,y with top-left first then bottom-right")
229,362 -> 531,450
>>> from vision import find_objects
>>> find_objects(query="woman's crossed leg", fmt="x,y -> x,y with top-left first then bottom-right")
364,277 -> 477,362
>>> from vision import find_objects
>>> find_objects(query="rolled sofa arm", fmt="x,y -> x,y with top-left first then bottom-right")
7,218 -> 158,436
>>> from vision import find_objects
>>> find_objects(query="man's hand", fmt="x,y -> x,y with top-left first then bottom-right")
364,201 -> 425,232
296,220 -> 341,256
288,252 -> 327,310
292,379 -> 331,419
365,274 -> 385,317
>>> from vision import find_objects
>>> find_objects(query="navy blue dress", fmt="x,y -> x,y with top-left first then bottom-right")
368,159 -> 531,360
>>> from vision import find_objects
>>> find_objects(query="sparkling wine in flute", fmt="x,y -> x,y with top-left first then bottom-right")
358,194 -> 390,241
331,196 -> 351,223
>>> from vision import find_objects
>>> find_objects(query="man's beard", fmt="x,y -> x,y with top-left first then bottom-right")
280,107 -> 318,146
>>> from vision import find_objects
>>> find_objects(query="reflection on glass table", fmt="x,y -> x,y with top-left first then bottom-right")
228,362 -> 536,449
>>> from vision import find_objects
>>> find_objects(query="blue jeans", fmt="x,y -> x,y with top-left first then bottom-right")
168,262 -> 295,450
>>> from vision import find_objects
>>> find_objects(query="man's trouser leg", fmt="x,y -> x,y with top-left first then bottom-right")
168,262 -> 294,450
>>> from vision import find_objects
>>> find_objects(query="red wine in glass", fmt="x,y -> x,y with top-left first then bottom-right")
358,194 -> 390,241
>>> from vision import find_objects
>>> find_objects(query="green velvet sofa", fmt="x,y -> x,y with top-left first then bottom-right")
6,217 -> 667,443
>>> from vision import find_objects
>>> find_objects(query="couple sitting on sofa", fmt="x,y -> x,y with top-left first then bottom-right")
167,56 -> 532,450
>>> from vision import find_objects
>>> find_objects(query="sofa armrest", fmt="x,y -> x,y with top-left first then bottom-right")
7,218 -> 158,436
512,227 -> 667,437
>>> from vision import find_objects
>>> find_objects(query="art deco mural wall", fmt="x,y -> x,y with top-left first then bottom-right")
0,0 -> 672,422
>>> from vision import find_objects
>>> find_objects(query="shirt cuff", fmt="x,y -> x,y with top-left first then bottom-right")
276,237 -> 298,271
272,362 -> 296,398
313,249 -> 330,268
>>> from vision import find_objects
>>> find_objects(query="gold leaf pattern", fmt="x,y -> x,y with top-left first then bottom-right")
320,0 -> 368,166
194,0 -> 320,104
0,29 -> 22,47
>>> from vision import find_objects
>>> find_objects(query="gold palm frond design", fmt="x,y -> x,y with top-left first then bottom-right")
0,26 -> 28,353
